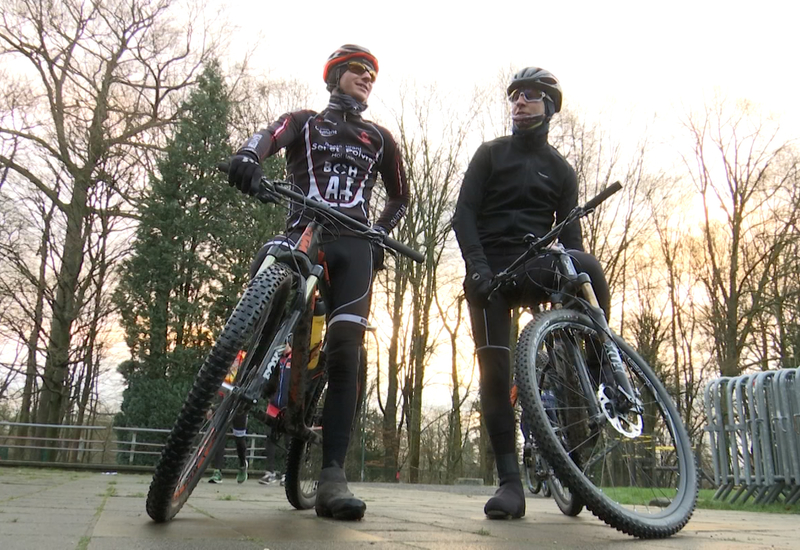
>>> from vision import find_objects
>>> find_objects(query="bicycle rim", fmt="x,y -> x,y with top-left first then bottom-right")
516,309 -> 697,538
284,379 -> 325,510
170,394 -> 237,507
549,474 -> 583,516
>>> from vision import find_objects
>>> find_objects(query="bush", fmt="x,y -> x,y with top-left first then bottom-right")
113,373 -> 194,466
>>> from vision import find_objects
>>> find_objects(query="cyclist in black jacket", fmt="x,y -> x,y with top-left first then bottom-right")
227,44 -> 408,521
453,67 -> 610,519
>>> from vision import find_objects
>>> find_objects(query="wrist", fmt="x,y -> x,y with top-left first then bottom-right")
236,148 -> 260,162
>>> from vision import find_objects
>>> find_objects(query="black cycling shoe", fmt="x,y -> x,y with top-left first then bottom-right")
484,479 -> 526,519
315,463 -> 366,521
484,453 -> 526,519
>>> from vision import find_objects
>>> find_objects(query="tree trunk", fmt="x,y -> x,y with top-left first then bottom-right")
34,182 -> 89,459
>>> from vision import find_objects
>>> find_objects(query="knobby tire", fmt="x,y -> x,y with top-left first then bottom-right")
145,264 -> 293,522
515,309 -> 697,538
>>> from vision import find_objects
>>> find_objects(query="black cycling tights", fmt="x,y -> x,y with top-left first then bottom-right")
470,250 -> 610,457
321,321 -> 364,468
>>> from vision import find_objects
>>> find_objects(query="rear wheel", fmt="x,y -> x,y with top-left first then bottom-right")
523,446 -> 542,495
283,345 -> 367,509
146,264 -> 294,522
550,473 -> 584,516
515,309 -> 697,538
284,369 -> 327,510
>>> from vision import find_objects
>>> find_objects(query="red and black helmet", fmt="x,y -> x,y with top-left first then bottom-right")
323,44 -> 379,91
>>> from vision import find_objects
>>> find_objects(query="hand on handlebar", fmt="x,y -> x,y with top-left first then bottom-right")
368,225 -> 389,271
464,260 -> 494,308
227,151 -> 263,196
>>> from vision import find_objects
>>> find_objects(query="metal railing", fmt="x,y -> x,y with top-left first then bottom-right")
0,421 -> 273,471
704,368 -> 800,505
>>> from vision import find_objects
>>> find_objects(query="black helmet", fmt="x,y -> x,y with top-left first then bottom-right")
507,67 -> 562,113
323,44 -> 379,92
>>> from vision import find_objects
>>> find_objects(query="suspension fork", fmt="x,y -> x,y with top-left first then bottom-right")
284,222 -> 326,443
556,252 -> 639,410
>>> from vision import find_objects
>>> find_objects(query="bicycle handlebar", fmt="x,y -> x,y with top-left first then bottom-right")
217,162 -> 425,264
494,181 -> 623,283
583,181 -> 622,212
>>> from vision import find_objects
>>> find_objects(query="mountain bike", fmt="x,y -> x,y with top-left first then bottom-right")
145,169 -> 423,522
496,182 -> 697,538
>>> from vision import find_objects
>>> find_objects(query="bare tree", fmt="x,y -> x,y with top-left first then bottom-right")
0,0 -> 217,447
682,94 -> 800,377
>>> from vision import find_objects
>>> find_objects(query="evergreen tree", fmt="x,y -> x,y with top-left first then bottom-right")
114,61 -> 285,433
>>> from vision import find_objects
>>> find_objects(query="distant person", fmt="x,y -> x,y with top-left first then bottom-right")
226,44 -> 408,520
207,409 -> 248,484
452,67 -> 610,519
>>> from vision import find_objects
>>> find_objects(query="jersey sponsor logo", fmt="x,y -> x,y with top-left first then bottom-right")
324,174 -> 360,203
344,144 -> 375,163
323,161 -> 359,177
318,127 -> 338,137
311,141 -> 342,154
358,131 -> 371,144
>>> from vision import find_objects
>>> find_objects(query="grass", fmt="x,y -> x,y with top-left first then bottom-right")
76,536 -> 91,550
217,494 -> 237,501
597,487 -> 800,514
475,528 -> 491,536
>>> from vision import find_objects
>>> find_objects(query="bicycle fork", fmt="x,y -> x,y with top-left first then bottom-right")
558,254 -> 643,436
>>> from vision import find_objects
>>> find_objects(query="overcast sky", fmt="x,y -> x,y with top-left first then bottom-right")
217,0 -> 799,132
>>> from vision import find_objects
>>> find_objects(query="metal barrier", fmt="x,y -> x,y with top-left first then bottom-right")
704,369 -> 800,504
0,421 -> 273,471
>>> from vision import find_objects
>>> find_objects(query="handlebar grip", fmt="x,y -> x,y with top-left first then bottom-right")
384,235 -> 425,263
217,162 -> 230,174
583,181 -> 622,212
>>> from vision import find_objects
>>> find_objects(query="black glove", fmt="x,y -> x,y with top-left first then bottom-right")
463,260 -> 494,307
228,150 -> 262,195
370,225 -> 388,271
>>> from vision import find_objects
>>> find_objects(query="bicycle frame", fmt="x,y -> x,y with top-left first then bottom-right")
494,181 -> 643,437
220,219 -> 331,446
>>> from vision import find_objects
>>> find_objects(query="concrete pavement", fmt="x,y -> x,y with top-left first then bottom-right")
0,467 -> 797,549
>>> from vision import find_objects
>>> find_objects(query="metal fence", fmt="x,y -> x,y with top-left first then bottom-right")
0,421 -> 272,471
704,369 -> 800,505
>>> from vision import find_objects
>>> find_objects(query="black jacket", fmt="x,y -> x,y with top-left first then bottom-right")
453,125 -> 583,268
239,107 -> 408,232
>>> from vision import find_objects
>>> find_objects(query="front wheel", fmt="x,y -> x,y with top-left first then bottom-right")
515,309 -> 697,538
146,264 -> 294,522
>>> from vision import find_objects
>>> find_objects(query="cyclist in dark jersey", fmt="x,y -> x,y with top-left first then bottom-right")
227,44 -> 408,521
453,67 -> 610,520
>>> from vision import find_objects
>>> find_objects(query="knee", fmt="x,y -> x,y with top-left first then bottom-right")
249,244 -> 272,280
571,252 -> 610,312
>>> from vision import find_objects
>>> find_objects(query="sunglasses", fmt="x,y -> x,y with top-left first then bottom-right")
346,61 -> 377,83
508,88 -> 546,103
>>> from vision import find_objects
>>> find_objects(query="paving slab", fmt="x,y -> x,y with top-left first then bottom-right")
1,467 -> 798,549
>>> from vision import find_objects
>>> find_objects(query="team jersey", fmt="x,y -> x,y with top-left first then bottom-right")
239,107 -> 408,233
